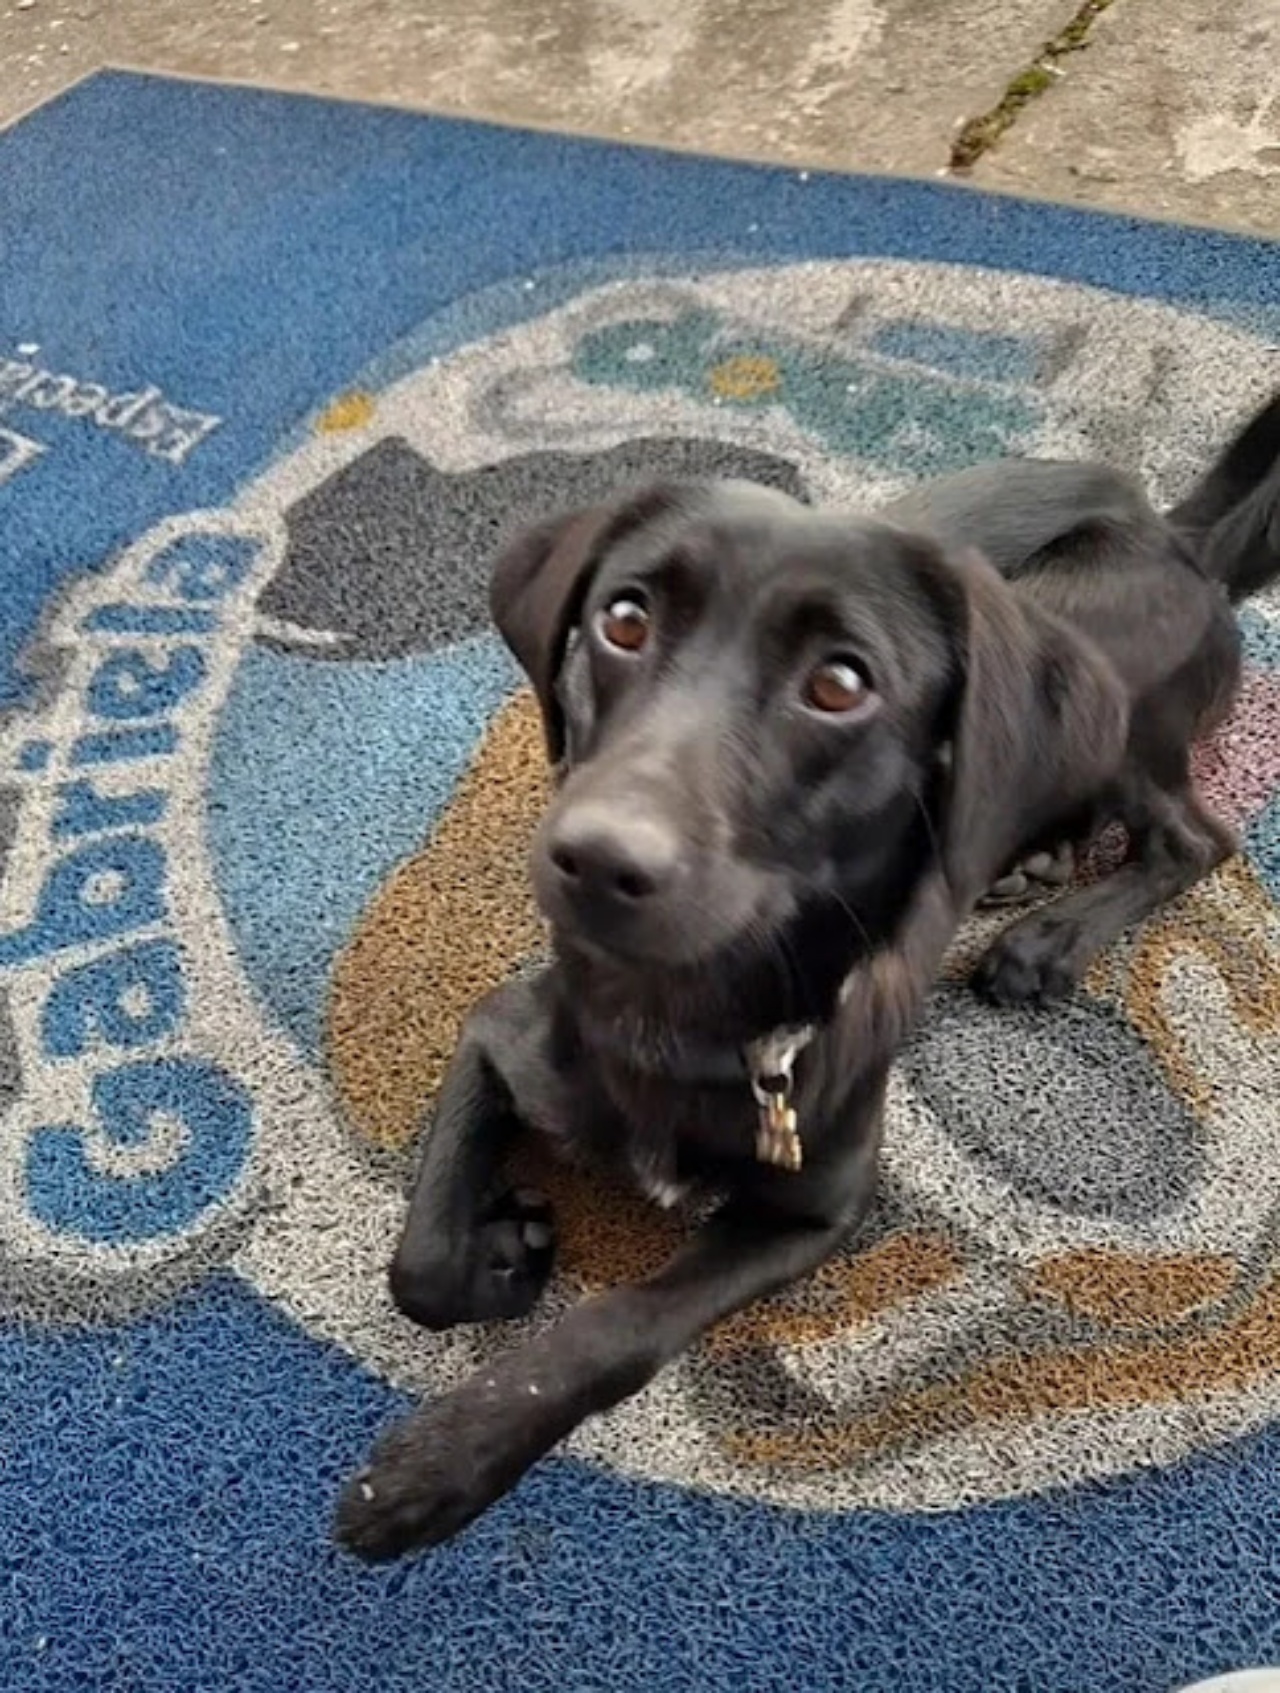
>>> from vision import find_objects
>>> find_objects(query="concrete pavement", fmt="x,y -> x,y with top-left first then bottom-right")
1,0 -> 1275,234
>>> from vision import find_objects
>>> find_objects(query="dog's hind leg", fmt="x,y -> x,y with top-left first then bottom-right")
972,775 -> 1235,1007
979,838 -> 1077,908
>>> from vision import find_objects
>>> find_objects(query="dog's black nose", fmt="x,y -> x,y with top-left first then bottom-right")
547,806 -> 680,904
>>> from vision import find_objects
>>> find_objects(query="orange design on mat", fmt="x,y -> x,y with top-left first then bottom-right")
1121,857 -> 1280,1114
511,1141 -> 688,1289
707,355 -> 783,402
506,1165 -> 960,1345
1027,1247 -> 1237,1329
327,690 -> 547,1150
725,1270 -> 1280,1472
705,1232 -> 963,1357
315,390 -> 376,432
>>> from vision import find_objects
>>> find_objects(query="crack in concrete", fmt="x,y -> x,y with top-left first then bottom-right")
948,0 -> 1119,172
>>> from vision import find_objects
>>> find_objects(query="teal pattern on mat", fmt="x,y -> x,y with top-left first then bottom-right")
571,308 -> 1044,475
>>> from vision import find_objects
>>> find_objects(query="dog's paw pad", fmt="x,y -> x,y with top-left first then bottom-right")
390,1189 -> 556,1331
334,1460 -> 465,1561
483,1188 -> 556,1295
978,842 -> 1075,909
336,1390 -> 522,1558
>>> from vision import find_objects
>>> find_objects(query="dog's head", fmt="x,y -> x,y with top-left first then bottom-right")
492,481 -> 1125,1002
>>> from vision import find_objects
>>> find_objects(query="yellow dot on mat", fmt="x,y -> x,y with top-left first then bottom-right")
707,355 -> 783,402
316,390 -> 376,433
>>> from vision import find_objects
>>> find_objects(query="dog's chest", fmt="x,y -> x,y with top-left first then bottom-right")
600,1065 -> 765,1202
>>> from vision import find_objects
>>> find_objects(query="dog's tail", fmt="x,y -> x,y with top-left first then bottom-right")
1169,391 -> 1280,604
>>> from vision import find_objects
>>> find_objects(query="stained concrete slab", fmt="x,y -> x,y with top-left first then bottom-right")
0,0 -> 1073,175
0,0 -> 1277,239
969,0 -> 1280,236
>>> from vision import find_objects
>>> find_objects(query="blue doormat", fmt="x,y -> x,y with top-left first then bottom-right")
3,70 -> 1280,1693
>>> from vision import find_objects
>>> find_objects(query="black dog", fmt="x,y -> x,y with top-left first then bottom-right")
336,391 -> 1280,1558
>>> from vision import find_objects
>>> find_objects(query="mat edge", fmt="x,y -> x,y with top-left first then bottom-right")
6,60 -> 1276,250
0,65 -> 105,135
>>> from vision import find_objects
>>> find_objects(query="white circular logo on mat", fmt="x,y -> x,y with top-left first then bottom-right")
4,257 -> 1279,1517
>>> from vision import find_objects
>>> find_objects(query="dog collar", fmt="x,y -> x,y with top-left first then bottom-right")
587,979 -> 852,1175
586,1017 -> 812,1170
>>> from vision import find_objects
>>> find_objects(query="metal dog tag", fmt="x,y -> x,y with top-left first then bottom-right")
747,1027 -> 811,1172
754,1084 -> 804,1172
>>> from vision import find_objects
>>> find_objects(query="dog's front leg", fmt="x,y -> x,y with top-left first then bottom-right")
336,1139 -> 877,1560
387,986 -> 557,1333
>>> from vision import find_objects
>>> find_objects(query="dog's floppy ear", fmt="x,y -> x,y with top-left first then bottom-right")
936,548 -> 1128,908
489,486 -> 678,763
489,507 -> 606,763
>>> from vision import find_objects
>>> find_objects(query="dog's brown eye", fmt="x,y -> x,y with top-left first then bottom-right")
803,659 -> 871,714
597,596 -> 651,653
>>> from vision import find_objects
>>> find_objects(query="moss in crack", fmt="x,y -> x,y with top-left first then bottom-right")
949,0 -> 1118,171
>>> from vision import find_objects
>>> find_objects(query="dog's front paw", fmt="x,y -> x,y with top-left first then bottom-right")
390,1188 -> 556,1331
973,916 -> 1082,1007
335,1379 -> 541,1559
335,1439 -> 471,1561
